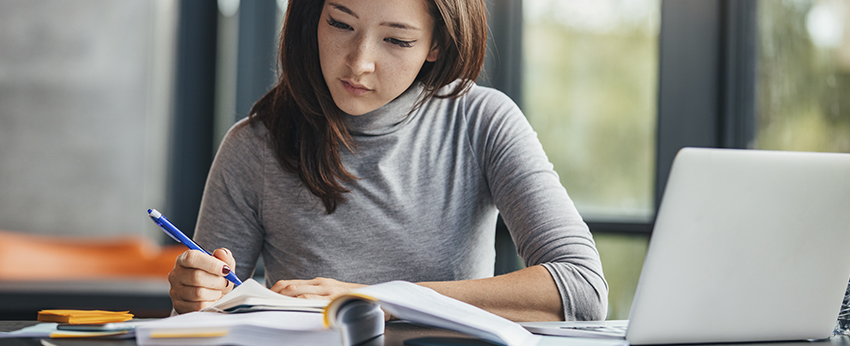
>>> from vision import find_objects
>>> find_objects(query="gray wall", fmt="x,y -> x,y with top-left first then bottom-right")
0,0 -> 176,238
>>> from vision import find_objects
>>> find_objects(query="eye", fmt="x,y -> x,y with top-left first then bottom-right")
385,37 -> 414,48
326,18 -> 352,31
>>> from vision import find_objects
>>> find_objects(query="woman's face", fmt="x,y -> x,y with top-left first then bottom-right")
317,0 -> 440,115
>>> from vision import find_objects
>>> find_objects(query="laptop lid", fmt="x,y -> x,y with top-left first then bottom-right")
625,147 -> 850,344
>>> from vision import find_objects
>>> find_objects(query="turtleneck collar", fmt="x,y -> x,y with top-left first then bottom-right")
345,82 -> 425,136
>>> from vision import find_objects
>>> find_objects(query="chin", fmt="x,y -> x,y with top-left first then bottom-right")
337,104 -> 368,116
334,98 -> 381,116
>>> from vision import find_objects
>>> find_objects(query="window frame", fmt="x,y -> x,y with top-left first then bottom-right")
656,0 -> 758,209
168,0 -> 279,237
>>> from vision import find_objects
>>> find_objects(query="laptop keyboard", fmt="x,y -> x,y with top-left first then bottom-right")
562,325 -> 627,333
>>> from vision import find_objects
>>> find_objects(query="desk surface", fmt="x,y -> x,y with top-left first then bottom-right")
0,320 -> 844,346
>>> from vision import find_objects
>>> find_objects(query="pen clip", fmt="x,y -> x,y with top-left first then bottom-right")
150,216 -> 183,244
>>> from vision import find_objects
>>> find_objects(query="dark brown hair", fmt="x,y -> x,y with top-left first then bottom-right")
249,0 -> 487,214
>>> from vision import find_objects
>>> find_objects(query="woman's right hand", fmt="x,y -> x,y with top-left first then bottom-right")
167,248 -> 236,314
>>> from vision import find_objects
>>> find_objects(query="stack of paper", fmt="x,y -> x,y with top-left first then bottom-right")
37,310 -> 134,324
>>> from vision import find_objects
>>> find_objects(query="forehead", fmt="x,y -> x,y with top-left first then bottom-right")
324,0 -> 435,28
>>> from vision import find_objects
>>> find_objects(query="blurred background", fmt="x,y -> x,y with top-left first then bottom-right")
0,0 -> 849,320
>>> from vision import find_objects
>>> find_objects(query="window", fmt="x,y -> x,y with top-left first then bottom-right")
757,0 -> 850,153
523,0 -> 660,222
0,1 -> 176,238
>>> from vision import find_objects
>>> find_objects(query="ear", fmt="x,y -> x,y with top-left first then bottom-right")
426,43 -> 440,62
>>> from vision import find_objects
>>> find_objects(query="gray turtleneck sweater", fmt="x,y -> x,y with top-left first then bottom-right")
194,82 -> 608,320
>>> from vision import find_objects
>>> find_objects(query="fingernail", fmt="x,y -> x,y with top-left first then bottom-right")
222,265 -> 231,275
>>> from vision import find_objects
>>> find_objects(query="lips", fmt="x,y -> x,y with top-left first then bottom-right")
341,80 -> 372,96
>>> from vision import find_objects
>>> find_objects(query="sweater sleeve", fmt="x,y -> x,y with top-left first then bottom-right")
464,86 -> 609,321
193,119 -> 266,282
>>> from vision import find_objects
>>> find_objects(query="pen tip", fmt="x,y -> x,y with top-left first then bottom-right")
147,209 -> 152,214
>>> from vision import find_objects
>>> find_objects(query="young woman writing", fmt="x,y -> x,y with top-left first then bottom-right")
167,0 -> 608,322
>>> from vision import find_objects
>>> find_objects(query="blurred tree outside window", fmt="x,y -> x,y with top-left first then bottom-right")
521,0 -> 660,320
757,0 -> 850,153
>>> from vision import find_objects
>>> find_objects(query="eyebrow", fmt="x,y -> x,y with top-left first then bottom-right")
327,2 -> 422,31
383,21 -> 420,31
328,3 -> 358,18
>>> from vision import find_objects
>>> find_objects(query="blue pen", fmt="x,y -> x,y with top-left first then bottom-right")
147,208 -> 242,286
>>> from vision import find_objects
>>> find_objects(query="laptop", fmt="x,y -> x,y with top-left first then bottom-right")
521,147 -> 850,344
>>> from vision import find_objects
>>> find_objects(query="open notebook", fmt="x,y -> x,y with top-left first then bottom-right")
522,148 -> 850,344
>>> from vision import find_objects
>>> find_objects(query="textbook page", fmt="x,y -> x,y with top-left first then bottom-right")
204,279 -> 329,313
325,281 -> 540,346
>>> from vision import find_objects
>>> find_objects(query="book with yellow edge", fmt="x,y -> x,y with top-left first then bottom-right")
37,310 -> 134,324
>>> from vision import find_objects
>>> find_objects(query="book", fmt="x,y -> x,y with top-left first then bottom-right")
136,280 -> 539,346
326,281 -> 540,346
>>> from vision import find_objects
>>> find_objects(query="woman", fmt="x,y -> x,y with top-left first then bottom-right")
168,0 -> 608,322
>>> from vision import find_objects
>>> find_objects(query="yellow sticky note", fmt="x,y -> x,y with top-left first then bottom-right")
37,310 -> 134,324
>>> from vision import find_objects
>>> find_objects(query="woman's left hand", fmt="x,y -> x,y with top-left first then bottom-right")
270,277 -> 365,300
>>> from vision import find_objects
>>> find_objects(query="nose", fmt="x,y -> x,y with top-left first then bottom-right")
346,34 -> 376,76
